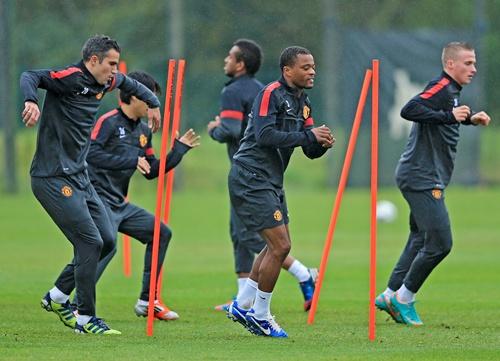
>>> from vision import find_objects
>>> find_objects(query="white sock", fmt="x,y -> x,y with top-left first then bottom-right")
252,289 -> 273,320
236,277 -> 248,299
236,278 -> 257,310
77,314 -> 92,326
49,286 -> 69,304
287,260 -> 310,283
137,299 -> 149,306
397,284 -> 415,303
383,288 -> 395,298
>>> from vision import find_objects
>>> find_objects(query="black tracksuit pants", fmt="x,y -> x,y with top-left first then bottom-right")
31,173 -> 115,316
388,189 -> 453,293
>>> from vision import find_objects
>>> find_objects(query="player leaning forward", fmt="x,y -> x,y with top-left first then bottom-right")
227,46 -> 334,338
20,35 -> 161,335
375,42 -> 491,326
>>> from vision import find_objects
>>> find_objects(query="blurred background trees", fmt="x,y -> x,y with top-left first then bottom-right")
1,0 -> 499,192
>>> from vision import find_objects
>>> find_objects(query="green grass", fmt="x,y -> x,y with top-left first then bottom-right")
1,129 -> 499,359
1,184 -> 499,360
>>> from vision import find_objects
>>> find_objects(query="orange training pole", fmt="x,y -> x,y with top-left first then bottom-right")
369,60 -> 379,341
146,59 -> 176,336
122,196 -> 132,277
156,59 -> 186,303
308,69 -> 373,324
118,60 -> 132,277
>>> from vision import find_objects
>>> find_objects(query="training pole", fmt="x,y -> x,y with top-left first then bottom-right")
118,60 -> 132,277
156,59 -> 186,303
146,59 -> 176,336
308,69 -> 373,325
369,60 -> 379,341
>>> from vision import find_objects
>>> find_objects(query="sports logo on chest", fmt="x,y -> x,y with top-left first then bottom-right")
118,126 -> 126,139
453,98 -> 459,107
303,105 -> 310,119
139,134 -> 148,147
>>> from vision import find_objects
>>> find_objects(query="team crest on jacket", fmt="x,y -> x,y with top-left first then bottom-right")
273,210 -> 283,221
303,105 -> 310,119
61,185 -> 73,197
96,91 -> 104,100
432,189 -> 442,199
139,134 -> 148,147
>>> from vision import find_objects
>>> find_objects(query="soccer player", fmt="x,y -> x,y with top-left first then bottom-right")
375,42 -> 491,326
208,39 -> 319,313
226,46 -> 334,337
20,35 -> 161,335
81,70 -> 199,320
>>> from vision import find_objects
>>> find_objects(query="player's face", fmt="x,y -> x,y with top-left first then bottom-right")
287,54 -> 316,89
449,49 -> 476,85
224,46 -> 243,77
89,49 -> 120,85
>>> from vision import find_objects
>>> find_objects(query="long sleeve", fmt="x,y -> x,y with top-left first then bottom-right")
209,87 -> 244,143
301,118 -> 328,159
143,139 -> 191,180
113,73 -> 161,108
400,77 -> 457,125
87,114 -> 137,170
253,87 -> 313,148
20,67 -> 82,103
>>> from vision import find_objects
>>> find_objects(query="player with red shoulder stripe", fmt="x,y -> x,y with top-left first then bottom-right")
19,35 -> 161,335
375,42 -> 491,326
208,40 -> 322,314
226,46 -> 334,338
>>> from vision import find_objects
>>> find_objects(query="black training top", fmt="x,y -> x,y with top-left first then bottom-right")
209,74 -> 263,160
396,71 -> 475,191
233,76 -> 328,189
87,108 -> 191,207
20,60 -> 161,178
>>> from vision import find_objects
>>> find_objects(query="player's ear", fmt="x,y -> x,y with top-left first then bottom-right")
89,54 -> 100,66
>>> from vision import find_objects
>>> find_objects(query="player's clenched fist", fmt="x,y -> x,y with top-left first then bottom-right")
452,105 -> 471,122
22,101 -> 41,127
311,125 -> 335,148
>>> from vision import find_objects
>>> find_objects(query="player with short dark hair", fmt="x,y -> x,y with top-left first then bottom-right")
226,46 -> 335,337
20,34 -> 162,335
208,40 -> 319,313
375,41 -> 491,326
82,70 -> 199,321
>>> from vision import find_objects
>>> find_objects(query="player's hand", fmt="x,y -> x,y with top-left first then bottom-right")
207,116 -> 221,132
178,128 -> 201,148
147,107 -> 161,133
137,156 -> 151,175
22,101 -> 40,127
311,125 -> 335,148
471,111 -> 491,126
452,105 -> 471,122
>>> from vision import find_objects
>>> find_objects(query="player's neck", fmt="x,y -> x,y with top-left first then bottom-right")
120,104 -> 140,121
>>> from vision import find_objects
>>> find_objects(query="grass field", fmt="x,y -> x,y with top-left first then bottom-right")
0,132 -> 499,360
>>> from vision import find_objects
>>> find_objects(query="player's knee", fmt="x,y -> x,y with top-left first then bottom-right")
270,240 -> 291,260
100,232 -> 116,257
428,228 -> 453,258
159,224 -> 172,244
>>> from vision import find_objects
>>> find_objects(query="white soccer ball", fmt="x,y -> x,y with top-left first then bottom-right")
376,200 -> 397,223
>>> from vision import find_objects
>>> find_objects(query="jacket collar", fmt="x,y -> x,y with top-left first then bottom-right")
442,71 -> 462,91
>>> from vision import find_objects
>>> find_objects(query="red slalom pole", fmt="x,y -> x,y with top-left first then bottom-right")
146,59 -> 176,336
118,60 -> 132,277
156,59 -> 186,303
122,196 -> 132,277
308,69 -> 373,324
369,60 -> 379,341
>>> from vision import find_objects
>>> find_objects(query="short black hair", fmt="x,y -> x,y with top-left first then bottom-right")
82,34 -> 121,62
120,71 -> 161,104
233,39 -> 263,76
279,46 -> 311,71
